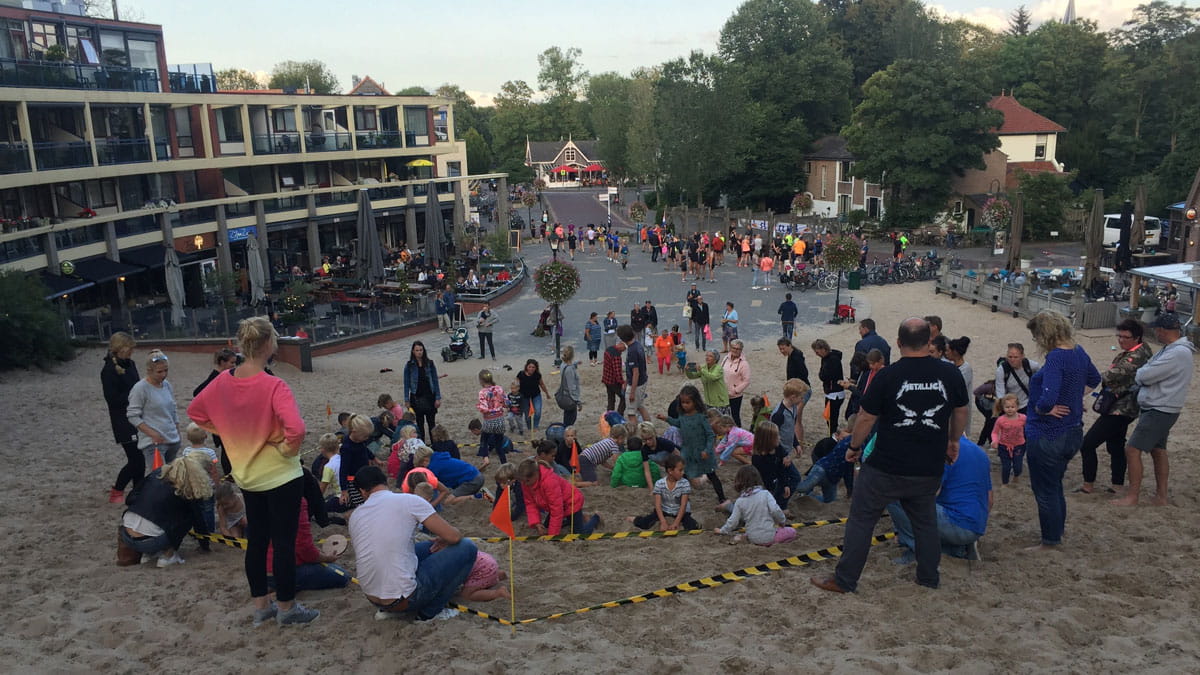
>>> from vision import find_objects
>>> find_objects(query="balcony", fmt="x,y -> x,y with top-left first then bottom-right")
306,131 -> 353,152
0,142 -> 31,174
33,141 -> 93,170
251,132 -> 301,155
0,57 -> 159,92
0,234 -> 44,264
168,71 -> 215,94
355,130 -> 403,149
405,131 -> 431,148
97,138 -> 151,165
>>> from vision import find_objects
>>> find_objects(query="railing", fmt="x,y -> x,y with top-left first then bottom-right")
263,195 -> 307,213
0,142 -> 30,174
0,234 -> 45,263
97,137 -> 151,165
0,57 -> 159,92
355,130 -> 402,149
33,140 -> 92,170
314,191 -> 356,207
405,131 -> 430,147
53,222 -> 105,249
167,71 -> 215,94
251,132 -> 301,155
305,131 -> 353,152
113,214 -> 161,237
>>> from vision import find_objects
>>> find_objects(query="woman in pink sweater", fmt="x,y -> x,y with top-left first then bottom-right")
188,317 -> 315,627
516,458 -> 600,536
722,339 -> 752,429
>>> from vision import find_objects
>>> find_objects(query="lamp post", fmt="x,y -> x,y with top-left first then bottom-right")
548,233 -> 562,365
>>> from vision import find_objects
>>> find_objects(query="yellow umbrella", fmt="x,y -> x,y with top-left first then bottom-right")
406,159 -> 434,167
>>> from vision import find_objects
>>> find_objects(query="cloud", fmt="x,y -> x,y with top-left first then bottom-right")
929,0 -> 1148,32
465,90 -> 497,107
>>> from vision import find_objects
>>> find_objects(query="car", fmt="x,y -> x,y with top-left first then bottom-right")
1103,214 -> 1161,248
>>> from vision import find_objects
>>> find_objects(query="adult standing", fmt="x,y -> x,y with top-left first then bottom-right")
854,319 -> 891,366
475,301 -> 497,360
557,345 -> 583,428
602,310 -> 619,349
690,294 -> 711,351
687,350 -> 731,415
1076,320 -> 1149,494
1022,311 -> 1100,551
642,300 -> 659,334
777,338 -> 810,386
188,316 -> 316,626
621,325 -> 650,424
517,359 -> 550,431
720,302 -> 739,353
778,293 -> 798,342
1112,314 -> 1194,507
436,284 -> 455,332
584,312 -> 602,366
685,283 -> 702,334
984,342 -> 1039,446
103,332 -> 141,504
348,466 -> 477,622
403,341 -> 442,440
630,304 -> 648,343
126,349 -> 181,473
812,339 -> 845,436
811,318 -> 968,594
945,336 -> 973,437
723,340 -> 751,428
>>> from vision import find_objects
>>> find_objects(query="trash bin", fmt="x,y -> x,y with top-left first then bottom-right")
847,271 -> 861,290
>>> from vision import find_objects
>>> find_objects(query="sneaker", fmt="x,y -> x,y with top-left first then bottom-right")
891,549 -> 916,566
966,541 -> 982,562
108,488 -> 125,504
276,603 -> 320,626
416,608 -> 460,622
374,609 -> 406,621
252,603 -> 278,627
480,487 -> 495,503
140,554 -> 153,564
157,553 -> 185,568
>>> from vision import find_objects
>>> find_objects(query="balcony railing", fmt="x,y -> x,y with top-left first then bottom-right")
53,222 -> 106,249
0,57 -> 159,92
33,141 -> 92,170
97,137 -> 151,165
168,71 -> 215,94
405,131 -> 431,147
306,132 -> 353,152
113,214 -> 160,238
355,130 -> 403,149
251,132 -> 301,155
0,142 -> 31,174
0,234 -> 45,264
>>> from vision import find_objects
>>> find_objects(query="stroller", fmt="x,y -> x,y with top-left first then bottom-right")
441,327 -> 473,362
833,296 -> 856,324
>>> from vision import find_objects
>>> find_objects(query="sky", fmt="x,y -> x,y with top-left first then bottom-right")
127,0 -> 1197,106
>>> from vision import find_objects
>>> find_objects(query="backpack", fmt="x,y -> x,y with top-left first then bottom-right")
997,357 -> 1033,395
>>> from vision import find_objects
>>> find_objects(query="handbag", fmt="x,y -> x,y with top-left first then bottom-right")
703,324 -> 712,340
683,304 -> 692,319
1092,388 -> 1122,415
555,367 -> 577,410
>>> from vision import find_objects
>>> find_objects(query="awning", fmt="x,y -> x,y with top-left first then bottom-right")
583,163 -> 604,172
551,165 -> 578,173
39,271 -> 94,300
120,244 -> 168,270
71,256 -> 145,284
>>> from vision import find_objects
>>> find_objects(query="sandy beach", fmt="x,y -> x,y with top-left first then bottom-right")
3,281 -> 1198,673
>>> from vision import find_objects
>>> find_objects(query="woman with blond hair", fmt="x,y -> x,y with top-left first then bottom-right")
189,317 -> 315,626
102,332 -> 140,503
116,454 -> 212,568
1023,310 -> 1101,552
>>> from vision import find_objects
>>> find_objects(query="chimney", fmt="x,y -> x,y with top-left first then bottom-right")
352,75 -> 361,88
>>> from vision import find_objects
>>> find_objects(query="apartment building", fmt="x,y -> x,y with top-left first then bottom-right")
0,2 -> 471,308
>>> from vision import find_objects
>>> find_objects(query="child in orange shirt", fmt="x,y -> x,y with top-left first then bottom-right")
654,329 -> 675,374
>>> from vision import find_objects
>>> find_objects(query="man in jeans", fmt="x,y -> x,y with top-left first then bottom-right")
349,466 -> 477,622
602,336 -> 627,414
888,437 -> 992,564
812,317 -> 968,594
620,324 -> 649,423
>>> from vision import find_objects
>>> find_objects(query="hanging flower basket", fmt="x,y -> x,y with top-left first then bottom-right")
791,193 -> 813,215
629,201 -> 647,223
981,196 -> 1012,230
533,260 -> 581,305
824,235 -> 861,272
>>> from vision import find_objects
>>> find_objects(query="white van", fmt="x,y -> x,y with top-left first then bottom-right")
1103,214 -> 1161,248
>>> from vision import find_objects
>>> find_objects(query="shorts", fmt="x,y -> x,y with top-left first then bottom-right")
463,552 -> 500,590
1127,409 -> 1180,452
629,383 -> 648,410
578,455 -> 598,483
451,472 -> 485,497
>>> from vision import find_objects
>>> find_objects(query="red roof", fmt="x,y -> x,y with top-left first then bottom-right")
988,95 -> 1066,135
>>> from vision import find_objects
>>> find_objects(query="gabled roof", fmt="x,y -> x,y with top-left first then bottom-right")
348,76 -> 390,96
1006,160 -> 1061,190
527,139 -> 601,164
806,135 -> 855,161
988,95 -> 1066,135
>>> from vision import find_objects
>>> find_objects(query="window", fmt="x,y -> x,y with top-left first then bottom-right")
564,148 -> 576,162
820,165 -> 828,199
127,39 -> 158,72
219,108 -> 244,142
1,20 -> 29,60
272,109 -> 296,132
403,107 -> 429,145
953,200 -> 963,214
354,107 -> 377,130
64,26 -> 96,63
87,179 -> 118,207
447,161 -> 461,177
867,197 -> 880,219
99,31 -> 127,67
838,194 -> 851,214
804,161 -> 812,175
30,21 -> 58,55
840,161 -> 853,182
1034,134 -> 1047,160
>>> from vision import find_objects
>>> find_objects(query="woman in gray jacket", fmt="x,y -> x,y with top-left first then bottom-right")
558,345 -> 583,427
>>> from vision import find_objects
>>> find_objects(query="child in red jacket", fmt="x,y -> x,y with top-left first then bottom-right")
516,458 -> 599,536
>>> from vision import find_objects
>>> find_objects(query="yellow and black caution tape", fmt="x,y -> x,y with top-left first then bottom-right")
191,531 -> 248,549
471,516 -> 849,543
453,533 -> 897,626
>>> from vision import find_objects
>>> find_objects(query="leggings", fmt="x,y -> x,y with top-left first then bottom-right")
657,356 -> 672,374
605,383 -> 626,415
114,440 -> 144,491
243,476 -> 304,603
1079,414 -> 1133,485
729,396 -> 744,429
413,407 -> 436,441
478,332 -> 495,359
703,472 -> 726,502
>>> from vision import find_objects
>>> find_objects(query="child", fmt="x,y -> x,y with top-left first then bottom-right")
796,419 -> 858,503
403,463 -> 451,507
387,425 -> 421,483
657,385 -> 725,503
654,329 -> 675,374
554,426 -> 580,474
991,394 -> 1027,485
457,551 -> 510,603
505,380 -> 528,439
334,412 -> 351,439
713,415 -> 754,465
215,481 -> 247,539
517,458 -> 599,536
338,413 -> 376,507
468,419 -> 511,468
610,444 -> 661,489
576,423 -> 628,487
475,370 -> 510,469
671,325 -> 688,371
419,444 -> 487,505
629,455 -> 699,531
181,423 -> 220,532
377,393 -> 406,428
494,463 -> 526,521
748,395 -> 771,432
715,466 -> 796,546
429,424 -> 461,460
748,421 -> 796,510
315,433 -> 346,513
535,440 -> 571,478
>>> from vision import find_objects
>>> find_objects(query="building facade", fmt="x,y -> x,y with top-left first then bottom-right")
525,138 -> 604,187
0,3 -> 475,308
802,135 -> 885,220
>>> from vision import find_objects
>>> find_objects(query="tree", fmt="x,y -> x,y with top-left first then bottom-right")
216,68 -> 263,91
436,84 -> 488,142
585,72 -> 633,178
624,68 -> 660,187
538,46 -> 589,141
463,127 -> 492,174
654,51 -> 739,207
267,60 -> 340,94
1008,5 -> 1032,36
844,58 -> 1001,228
827,0 -> 946,95
1016,170 -> 1075,239
395,85 -> 431,96
490,80 -> 543,174
0,271 -> 74,370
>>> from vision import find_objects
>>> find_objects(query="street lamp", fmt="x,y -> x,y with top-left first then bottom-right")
548,232 -> 562,365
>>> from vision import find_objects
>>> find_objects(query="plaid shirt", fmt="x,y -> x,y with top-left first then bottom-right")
602,346 -> 625,387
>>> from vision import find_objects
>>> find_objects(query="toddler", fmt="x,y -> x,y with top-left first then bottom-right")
494,463 -> 526,521
387,426 -> 422,483
713,415 -> 754,465
991,394 -> 1027,485
715,466 -> 796,546
670,325 -> 687,371
628,455 -> 698,531
181,423 -> 220,532
748,395 -> 771,433
215,481 -> 247,539
314,433 -> 346,513
505,381 -> 528,438
338,413 -> 375,506
377,393 -> 406,428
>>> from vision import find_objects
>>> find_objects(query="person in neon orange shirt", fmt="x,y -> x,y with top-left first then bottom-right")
654,328 -> 676,374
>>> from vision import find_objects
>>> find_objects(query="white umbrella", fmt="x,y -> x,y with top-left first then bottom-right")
164,247 -> 186,327
246,236 -> 268,305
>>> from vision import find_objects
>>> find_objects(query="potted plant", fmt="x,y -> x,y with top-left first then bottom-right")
1137,294 -> 1160,323
791,193 -> 813,216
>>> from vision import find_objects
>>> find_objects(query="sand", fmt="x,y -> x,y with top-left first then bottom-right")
2,282 -> 1198,673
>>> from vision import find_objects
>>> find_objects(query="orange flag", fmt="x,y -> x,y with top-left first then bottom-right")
325,401 -> 332,419
569,440 -> 581,474
489,486 -> 515,538
151,447 -> 164,471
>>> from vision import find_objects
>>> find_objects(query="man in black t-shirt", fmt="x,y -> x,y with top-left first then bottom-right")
812,317 -> 968,594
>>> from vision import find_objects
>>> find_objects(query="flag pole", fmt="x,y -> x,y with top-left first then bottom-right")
507,489 -> 516,634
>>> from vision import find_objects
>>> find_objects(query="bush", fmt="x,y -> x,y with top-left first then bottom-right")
642,191 -> 658,210
0,271 -> 74,370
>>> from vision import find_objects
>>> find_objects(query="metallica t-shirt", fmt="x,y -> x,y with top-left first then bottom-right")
859,355 -> 969,477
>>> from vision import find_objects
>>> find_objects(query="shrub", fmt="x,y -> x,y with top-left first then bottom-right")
0,271 -> 74,370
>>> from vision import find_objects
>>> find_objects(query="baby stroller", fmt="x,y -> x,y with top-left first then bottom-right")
441,326 -> 473,362
834,296 -> 856,324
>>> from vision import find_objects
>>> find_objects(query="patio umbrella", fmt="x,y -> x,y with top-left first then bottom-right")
164,247 -> 186,327
1007,191 -> 1025,272
1115,199 -> 1133,272
1083,188 -> 1105,287
246,236 -> 268,305
1132,183 -> 1147,251
424,181 -> 446,266
356,188 -> 386,285
406,159 -> 434,167
551,165 -> 578,173
583,163 -> 604,173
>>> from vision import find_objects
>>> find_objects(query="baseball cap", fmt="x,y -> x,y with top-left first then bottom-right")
1149,314 -> 1181,330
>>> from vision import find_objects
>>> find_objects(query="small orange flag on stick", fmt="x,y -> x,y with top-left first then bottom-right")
489,485 -> 516,539
151,446 -> 164,471
325,401 -> 332,420
569,441 -> 581,474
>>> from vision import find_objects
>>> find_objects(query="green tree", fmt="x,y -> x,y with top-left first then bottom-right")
1008,5 -> 1032,36
0,272 -> 74,370
826,0 -> 946,94
844,59 -> 1001,228
216,68 -> 262,91
490,80 -> 543,173
436,84 -> 489,142
395,85 -> 431,95
538,46 -> 589,140
463,127 -> 492,174
1016,170 -> 1075,239
268,59 -> 340,94
585,72 -> 633,178
654,51 -> 739,207
625,68 -> 660,186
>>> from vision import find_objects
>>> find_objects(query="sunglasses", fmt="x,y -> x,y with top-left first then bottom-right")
150,354 -> 169,362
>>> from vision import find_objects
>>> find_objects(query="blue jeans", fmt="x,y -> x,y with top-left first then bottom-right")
752,269 -> 761,287
521,394 -> 543,430
118,524 -> 169,555
294,563 -> 351,591
1026,427 -> 1083,546
407,538 -> 478,620
795,466 -> 839,503
887,502 -> 980,558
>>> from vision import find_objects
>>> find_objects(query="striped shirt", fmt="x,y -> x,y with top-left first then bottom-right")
653,476 -> 693,516
581,438 -> 620,465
